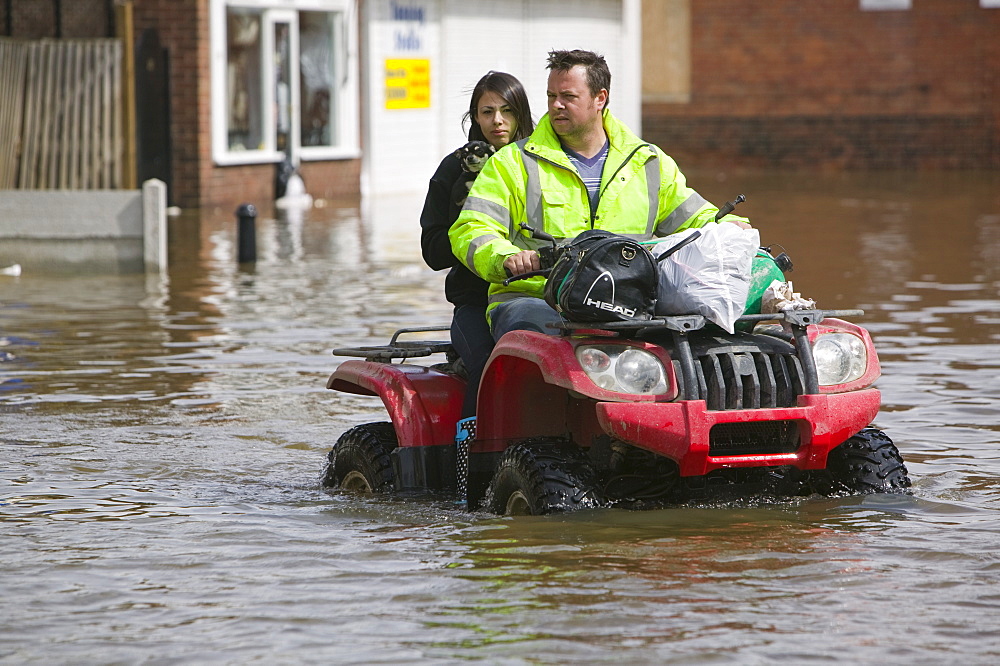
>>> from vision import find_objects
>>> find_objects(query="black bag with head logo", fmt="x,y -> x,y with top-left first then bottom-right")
543,229 -> 657,322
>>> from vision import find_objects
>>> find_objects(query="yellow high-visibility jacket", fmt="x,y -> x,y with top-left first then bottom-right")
449,109 -> 749,317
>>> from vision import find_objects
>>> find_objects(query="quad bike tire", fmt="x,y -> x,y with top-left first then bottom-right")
486,439 -> 606,516
322,422 -> 397,493
814,427 -> 911,495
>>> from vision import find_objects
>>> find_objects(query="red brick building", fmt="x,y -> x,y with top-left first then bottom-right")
643,0 -> 1000,170
4,0 -> 998,210
2,0 -> 361,210
126,0 -> 362,210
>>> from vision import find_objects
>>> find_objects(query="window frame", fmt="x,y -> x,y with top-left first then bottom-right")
859,0 -> 912,10
210,0 -> 360,166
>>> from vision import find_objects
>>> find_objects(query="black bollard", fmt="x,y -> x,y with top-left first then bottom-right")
236,203 -> 257,263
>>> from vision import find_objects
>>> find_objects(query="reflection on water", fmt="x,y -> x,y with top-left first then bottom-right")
2,172 -> 1000,662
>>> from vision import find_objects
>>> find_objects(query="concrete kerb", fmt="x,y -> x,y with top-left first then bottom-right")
0,179 -> 168,274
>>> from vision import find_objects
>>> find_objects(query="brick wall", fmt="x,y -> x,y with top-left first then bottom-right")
132,0 -> 360,210
4,0 -> 360,208
7,0 -> 57,38
3,0 -> 111,38
133,0 -> 204,209
643,0 -> 1000,170
193,160 -> 362,213
299,160 -> 363,201
61,0 -> 111,38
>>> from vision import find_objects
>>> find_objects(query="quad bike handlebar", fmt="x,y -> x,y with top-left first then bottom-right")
501,223 -> 559,285
503,194 -> 748,286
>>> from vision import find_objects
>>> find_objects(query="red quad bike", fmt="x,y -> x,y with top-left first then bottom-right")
321,253 -> 911,515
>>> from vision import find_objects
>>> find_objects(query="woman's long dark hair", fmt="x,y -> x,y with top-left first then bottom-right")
463,71 -> 534,143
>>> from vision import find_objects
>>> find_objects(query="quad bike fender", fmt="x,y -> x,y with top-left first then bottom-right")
595,389 -> 882,476
475,330 -> 676,448
327,360 -> 464,448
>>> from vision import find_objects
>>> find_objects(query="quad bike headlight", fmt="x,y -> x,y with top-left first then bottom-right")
812,332 -> 868,386
576,345 -> 668,395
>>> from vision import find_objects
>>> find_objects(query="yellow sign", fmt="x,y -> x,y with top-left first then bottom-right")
385,59 -> 430,109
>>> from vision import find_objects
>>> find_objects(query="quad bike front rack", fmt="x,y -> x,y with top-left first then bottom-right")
331,310 -> 865,397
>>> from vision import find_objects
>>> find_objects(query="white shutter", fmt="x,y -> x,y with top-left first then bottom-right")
363,0 -> 442,196
363,0 -> 638,196
524,0 -> 639,133
439,0 -> 529,155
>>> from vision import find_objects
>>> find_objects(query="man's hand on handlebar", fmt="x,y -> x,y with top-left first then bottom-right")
503,250 -> 541,277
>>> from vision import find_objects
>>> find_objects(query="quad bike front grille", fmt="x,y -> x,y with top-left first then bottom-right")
709,420 -> 800,456
697,350 -> 805,411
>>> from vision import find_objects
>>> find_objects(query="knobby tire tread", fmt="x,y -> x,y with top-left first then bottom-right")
820,427 -> 911,495
487,439 -> 606,515
323,422 -> 397,492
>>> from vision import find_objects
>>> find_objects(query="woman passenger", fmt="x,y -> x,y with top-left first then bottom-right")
419,71 -> 534,428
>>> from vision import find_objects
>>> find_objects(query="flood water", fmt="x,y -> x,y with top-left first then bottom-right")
2,170 -> 1000,663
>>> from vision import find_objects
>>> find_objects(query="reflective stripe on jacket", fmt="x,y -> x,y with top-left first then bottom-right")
449,109 -> 748,313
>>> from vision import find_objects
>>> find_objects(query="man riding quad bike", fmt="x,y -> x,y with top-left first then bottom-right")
320,240 -> 910,515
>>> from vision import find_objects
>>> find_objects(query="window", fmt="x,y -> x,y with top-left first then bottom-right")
211,0 -> 359,166
225,8 -> 263,152
300,11 -> 338,149
859,0 -> 911,9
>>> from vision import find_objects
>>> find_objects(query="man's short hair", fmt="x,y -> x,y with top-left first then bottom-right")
546,49 -> 611,106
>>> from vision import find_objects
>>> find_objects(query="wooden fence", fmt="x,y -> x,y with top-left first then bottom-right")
0,38 -> 125,190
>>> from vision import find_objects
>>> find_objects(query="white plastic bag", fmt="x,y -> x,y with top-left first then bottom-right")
651,223 -> 760,333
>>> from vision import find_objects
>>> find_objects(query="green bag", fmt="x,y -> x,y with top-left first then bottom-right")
744,251 -> 787,316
